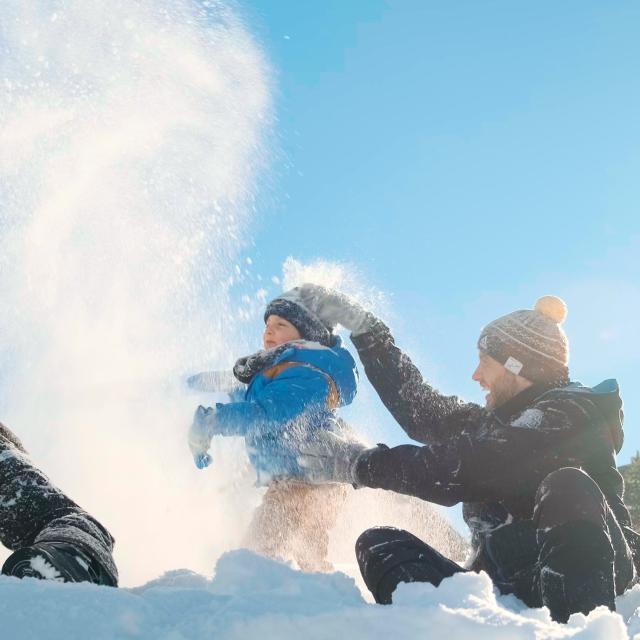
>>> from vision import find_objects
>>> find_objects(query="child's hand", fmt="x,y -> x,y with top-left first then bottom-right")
188,405 -> 218,469
194,452 -> 212,469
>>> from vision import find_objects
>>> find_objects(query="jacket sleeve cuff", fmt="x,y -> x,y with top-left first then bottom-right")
351,443 -> 389,487
350,318 -> 392,351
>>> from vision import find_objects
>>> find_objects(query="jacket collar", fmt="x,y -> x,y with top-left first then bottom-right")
492,381 -> 558,422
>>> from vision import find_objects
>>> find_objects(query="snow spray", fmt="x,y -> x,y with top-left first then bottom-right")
0,1 -> 464,586
0,0 -> 271,585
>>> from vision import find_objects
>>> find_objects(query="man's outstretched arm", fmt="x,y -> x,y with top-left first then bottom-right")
351,322 -> 484,444
295,392 -> 584,508
294,283 -> 482,444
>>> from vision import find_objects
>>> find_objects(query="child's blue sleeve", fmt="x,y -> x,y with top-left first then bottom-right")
214,366 -> 331,438
228,387 -> 247,403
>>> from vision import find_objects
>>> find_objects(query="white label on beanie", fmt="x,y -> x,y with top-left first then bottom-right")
504,356 -> 523,375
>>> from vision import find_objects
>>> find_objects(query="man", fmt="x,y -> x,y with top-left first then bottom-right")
280,286 -> 639,623
0,421 -> 118,585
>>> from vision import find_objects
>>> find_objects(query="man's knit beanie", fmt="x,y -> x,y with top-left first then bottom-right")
477,295 -> 569,384
264,288 -> 334,347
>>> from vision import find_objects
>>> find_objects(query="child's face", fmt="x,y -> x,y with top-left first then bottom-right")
263,315 -> 302,349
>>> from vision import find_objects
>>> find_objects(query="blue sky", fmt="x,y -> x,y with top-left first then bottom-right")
238,1 -> 640,462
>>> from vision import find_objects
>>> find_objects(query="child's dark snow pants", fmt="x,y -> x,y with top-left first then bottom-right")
356,467 -> 634,622
0,422 -> 118,585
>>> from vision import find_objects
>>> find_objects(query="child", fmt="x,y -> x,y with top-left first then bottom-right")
188,288 -> 358,571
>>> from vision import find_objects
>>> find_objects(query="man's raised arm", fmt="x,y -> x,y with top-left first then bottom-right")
297,284 -> 481,444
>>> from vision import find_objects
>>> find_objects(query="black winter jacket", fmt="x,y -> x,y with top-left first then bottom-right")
350,323 -> 640,571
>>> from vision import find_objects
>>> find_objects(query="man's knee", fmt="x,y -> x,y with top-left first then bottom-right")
534,467 -> 606,530
538,467 -> 601,498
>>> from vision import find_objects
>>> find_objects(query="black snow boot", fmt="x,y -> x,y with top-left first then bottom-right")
356,527 -> 465,604
2,542 -> 117,586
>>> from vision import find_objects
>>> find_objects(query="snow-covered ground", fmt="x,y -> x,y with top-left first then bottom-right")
1,549 -> 638,640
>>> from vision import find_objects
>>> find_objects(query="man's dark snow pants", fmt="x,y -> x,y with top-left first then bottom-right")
0,422 -> 118,585
356,467 -> 635,622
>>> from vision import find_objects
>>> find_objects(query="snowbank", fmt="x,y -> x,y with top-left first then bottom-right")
1,549 -> 637,640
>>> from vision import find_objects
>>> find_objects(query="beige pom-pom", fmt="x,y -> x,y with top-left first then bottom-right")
534,295 -> 567,324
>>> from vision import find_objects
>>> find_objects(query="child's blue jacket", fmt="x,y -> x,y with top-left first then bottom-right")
215,337 -> 358,484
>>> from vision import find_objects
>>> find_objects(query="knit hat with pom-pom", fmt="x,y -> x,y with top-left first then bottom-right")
477,296 -> 569,384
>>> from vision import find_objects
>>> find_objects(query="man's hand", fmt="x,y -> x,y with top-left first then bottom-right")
188,405 -> 219,469
295,430 -> 369,485
294,284 -> 377,336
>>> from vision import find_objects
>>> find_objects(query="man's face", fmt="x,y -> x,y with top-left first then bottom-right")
472,352 -> 525,409
263,315 -> 301,350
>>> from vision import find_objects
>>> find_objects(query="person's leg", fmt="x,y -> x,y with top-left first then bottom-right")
481,519 -> 540,607
533,467 -> 632,623
356,526 -> 465,604
242,481 -> 293,563
292,483 -> 347,572
607,508 -> 636,595
244,481 -> 346,572
0,422 -> 117,585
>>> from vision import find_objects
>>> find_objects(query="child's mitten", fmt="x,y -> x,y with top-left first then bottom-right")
188,405 -> 219,469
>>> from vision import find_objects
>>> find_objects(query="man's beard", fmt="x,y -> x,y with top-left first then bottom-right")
486,371 -> 522,409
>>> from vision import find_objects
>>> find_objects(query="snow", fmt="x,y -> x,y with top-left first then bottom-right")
29,556 -> 64,582
512,409 -> 546,430
0,0 -> 273,586
0,550 -> 637,640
